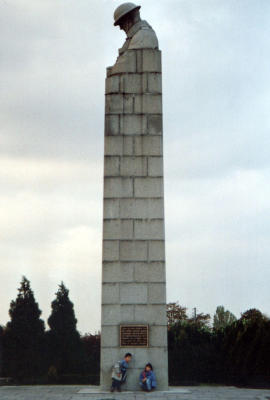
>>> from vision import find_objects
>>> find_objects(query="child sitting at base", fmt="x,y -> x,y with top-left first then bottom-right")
139,363 -> 157,391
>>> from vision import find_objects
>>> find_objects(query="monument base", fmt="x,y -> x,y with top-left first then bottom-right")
73,386 -> 191,399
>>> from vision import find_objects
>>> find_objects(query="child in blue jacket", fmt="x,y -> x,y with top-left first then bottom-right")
111,353 -> 132,392
139,363 -> 157,391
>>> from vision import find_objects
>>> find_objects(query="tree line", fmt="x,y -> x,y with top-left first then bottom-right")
0,277 -> 100,384
0,278 -> 269,387
167,302 -> 270,387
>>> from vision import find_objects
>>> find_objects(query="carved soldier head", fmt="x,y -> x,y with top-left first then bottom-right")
114,2 -> 141,33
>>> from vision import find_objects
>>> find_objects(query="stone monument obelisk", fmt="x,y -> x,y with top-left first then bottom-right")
101,2 -> 168,391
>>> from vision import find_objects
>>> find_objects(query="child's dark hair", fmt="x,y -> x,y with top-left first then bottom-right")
125,352 -> 132,358
145,362 -> 153,370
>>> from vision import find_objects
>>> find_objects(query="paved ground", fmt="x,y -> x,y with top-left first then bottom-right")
0,385 -> 270,400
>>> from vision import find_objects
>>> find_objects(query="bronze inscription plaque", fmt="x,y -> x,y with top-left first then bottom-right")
120,325 -> 149,347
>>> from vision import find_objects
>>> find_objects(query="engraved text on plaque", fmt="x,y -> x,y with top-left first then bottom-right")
120,325 -> 149,347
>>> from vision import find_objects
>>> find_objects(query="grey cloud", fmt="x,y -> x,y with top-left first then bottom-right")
161,0 -> 270,178
0,1 -> 119,160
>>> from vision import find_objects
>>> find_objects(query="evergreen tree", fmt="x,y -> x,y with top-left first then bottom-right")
47,282 -> 83,375
4,277 -> 45,380
213,305 -> 236,330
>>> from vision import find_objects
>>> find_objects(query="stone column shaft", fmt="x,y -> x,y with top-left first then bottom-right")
101,48 -> 168,391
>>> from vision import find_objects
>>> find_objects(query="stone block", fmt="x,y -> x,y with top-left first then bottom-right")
134,262 -> 165,283
103,219 -> 133,240
103,199 -> 120,219
134,305 -> 167,325
132,352 -> 150,368
120,156 -> 147,177
153,367 -> 169,391
148,114 -> 163,135
142,49 -> 161,72
120,240 -> 147,261
104,136 -> 123,156
105,94 -> 123,114
142,73 -> 148,92
134,177 -> 163,198
119,368 -> 142,390
100,347 -> 121,373
105,115 -> 119,136
101,304 -> 120,325
120,304 -> 135,322
148,73 -> 162,93
121,73 -> 142,93
149,240 -> 165,261
148,283 -> 166,304
134,136 -> 162,156
149,325 -> 168,347
132,262 -> 148,283
123,136 -> 133,155
123,94 -> 134,113
134,219 -> 164,240
104,156 -> 120,176
101,325 -> 119,347
103,262 -> 134,283
136,49 -> 143,72
105,75 -> 120,94
146,348 -> 168,371
104,177 -> 133,198
101,304 -> 135,325
148,156 -> 163,176
102,240 -> 119,261
120,283 -> 148,304
135,94 -> 162,114
120,198 -> 163,219
121,114 -> 140,135
129,347 -> 167,369
120,114 -> 147,135
110,50 -> 137,74
102,283 -> 119,304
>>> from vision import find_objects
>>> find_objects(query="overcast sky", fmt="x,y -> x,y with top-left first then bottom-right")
1,0 -> 269,334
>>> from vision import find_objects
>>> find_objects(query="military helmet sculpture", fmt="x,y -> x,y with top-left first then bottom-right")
114,2 -> 141,26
